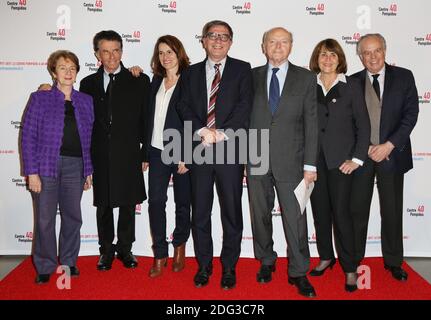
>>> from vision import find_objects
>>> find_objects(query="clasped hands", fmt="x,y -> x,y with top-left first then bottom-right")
368,141 -> 395,163
200,128 -> 226,147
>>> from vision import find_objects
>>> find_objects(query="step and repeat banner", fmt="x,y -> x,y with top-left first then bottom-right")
1,0 -> 430,257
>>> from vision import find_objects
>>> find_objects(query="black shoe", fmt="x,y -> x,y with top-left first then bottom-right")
194,265 -> 213,288
221,268 -> 236,290
385,265 -> 408,281
97,253 -> 114,271
345,272 -> 358,292
117,252 -> 138,268
256,264 -> 276,283
288,276 -> 316,298
309,258 -> 336,276
69,266 -> 80,277
35,274 -> 50,284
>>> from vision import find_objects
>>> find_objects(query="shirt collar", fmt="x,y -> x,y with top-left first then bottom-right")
104,65 -> 121,77
268,60 -> 289,73
367,65 -> 386,78
207,57 -> 227,70
316,73 -> 346,86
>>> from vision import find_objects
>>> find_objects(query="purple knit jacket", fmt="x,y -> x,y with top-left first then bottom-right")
21,86 -> 94,178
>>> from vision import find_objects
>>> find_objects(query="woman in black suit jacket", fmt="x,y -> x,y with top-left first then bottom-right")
308,39 -> 370,292
146,35 -> 191,278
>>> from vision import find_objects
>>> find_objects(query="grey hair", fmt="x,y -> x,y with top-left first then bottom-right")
356,33 -> 387,55
262,27 -> 293,45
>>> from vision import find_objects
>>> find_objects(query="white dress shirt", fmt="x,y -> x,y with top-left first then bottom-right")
197,57 -> 228,140
367,65 -> 386,100
266,60 -> 289,96
103,65 -> 121,92
151,80 -> 176,150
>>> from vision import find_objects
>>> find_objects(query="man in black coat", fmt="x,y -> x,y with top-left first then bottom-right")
350,33 -> 419,281
80,30 -> 150,271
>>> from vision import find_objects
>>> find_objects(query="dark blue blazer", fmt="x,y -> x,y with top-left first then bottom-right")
351,63 -> 419,174
177,56 -> 253,140
147,74 -> 185,164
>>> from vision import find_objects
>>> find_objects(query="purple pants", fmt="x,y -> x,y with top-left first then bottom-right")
32,156 -> 85,275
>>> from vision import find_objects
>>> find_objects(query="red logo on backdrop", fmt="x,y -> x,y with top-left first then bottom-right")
419,91 -> 431,104
272,205 -> 282,216
7,0 -> 27,11
407,205 -> 425,217
135,204 -> 142,215
166,233 -> 174,242
242,176 -> 247,188
414,34 -> 431,46
15,232 -> 33,243
233,2 -> 252,14
379,3 -> 398,16
83,1 -> 103,12
122,31 -> 141,44
308,232 -> 317,243
158,1 -> 177,13
341,33 -> 361,45
306,3 -> 325,15
46,30 -> 66,41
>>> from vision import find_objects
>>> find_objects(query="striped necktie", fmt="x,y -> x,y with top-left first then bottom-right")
207,63 -> 221,129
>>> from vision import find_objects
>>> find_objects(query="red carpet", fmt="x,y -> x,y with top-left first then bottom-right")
1,257 -> 430,300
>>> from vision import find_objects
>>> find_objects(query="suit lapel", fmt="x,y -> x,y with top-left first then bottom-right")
274,62 -> 296,117
197,60 -> 208,121
255,65 -> 271,116
382,63 -> 393,103
381,63 -> 393,120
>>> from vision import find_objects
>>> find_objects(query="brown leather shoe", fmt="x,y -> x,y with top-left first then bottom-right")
172,243 -> 186,272
149,258 -> 167,278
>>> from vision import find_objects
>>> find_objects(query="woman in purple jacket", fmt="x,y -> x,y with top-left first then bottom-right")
21,50 -> 94,284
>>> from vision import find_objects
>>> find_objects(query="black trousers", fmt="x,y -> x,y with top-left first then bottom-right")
310,152 -> 357,273
350,158 -> 404,267
96,205 -> 135,255
191,163 -> 244,270
148,146 -> 191,259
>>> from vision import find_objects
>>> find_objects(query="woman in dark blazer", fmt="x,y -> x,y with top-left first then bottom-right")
308,39 -> 370,292
21,50 -> 94,284
146,35 -> 192,278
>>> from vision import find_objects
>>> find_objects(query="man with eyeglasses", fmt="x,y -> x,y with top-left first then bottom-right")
80,30 -> 151,272
350,33 -> 419,282
177,20 -> 253,290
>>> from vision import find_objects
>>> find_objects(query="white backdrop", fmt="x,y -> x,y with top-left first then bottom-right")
1,0 -> 430,258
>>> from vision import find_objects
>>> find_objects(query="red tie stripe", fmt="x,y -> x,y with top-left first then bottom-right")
207,63 -> 221,129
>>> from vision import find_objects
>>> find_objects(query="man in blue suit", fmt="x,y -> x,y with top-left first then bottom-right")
350,33 -> 419,281
177,20 -> 253,290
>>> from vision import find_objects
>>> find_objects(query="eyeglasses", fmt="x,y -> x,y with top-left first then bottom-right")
56,65 -> 77,73
205,32 -> 231,42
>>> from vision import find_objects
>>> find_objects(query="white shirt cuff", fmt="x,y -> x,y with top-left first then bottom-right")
352,158 -> 364,166
304,165 -> 317,172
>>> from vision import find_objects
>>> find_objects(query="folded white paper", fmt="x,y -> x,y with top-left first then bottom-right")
294,179 -> 314,214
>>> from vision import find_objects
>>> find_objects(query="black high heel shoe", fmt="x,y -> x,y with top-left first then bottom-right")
309,258 -> 336,276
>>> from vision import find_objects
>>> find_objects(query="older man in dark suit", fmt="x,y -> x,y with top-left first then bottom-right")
80,30 -> 151,271
177,20 -> 253,290
247,27 -> 318,298
350,33 -> 419,281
